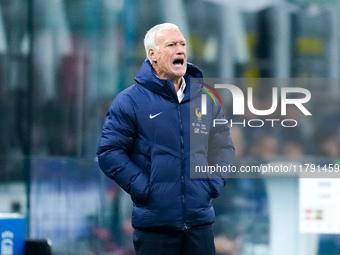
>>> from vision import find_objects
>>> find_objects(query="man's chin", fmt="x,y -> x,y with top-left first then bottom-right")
172,68 -> 187,78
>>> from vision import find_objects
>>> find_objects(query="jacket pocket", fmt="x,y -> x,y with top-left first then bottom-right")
131,136 -> 152,175
208,178 -> 224,198
130,171 -> 150,206
194,153 -> 225,199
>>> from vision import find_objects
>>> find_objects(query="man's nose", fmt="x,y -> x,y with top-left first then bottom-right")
176,44 -> 186,54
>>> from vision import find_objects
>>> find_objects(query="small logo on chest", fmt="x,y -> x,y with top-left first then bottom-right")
149,112 -> 163,119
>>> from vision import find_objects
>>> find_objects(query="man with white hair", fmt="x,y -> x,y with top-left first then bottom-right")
97,23 -> 235,255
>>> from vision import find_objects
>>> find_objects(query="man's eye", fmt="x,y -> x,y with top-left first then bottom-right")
168,43 -> 174,47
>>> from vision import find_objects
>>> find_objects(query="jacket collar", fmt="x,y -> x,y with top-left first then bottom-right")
134,59 -> 203,102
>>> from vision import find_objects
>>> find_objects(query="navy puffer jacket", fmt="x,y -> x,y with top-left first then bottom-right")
97,59 -> 235,230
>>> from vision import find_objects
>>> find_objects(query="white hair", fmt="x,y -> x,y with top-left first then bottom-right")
144,23 -> 180,64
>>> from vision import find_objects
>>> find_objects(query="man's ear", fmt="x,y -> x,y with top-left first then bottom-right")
148,48 -> 157,63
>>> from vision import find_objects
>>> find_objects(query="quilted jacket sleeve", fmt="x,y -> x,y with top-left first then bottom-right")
207,104 -> 235,198
97,92 -> 149,204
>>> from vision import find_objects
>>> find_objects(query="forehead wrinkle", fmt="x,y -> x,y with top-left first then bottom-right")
155,30 -> 185,47
166,39 -> 186,44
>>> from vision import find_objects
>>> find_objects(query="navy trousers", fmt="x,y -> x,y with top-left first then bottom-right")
133,225 -> 215,255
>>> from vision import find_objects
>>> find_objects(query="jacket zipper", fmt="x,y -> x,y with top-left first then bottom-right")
177,103 -> 187,230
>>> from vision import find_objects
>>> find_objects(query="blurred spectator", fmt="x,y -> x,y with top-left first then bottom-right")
280,104 -> 307,157
43,99 -> 78,156
214,216 -> 242,255
249,134 -> 278,159
281,141 -> 304,159
230,126 -> 245,159
316,130 -> 340,159
314,111 -> 340,159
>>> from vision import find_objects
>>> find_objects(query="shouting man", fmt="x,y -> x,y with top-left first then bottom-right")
97,23 -> 235,255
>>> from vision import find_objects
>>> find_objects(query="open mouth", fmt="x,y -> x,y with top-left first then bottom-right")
173,58 -> 184,66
